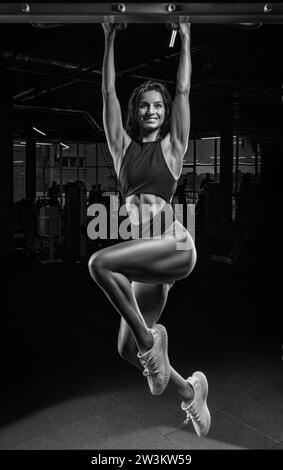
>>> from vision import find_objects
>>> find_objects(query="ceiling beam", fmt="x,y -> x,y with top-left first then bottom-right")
14,104 -> 104,134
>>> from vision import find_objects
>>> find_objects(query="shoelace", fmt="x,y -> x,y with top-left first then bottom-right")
140,354 -> 159,376
183,409 -> 191,425
183,379 -> 195,425
188,403 -> 201,423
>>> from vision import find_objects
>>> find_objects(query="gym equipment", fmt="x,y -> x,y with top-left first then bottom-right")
166,22 -> 180,48
0,3 -> 282,24
38,203 -> 61,262
64,181 -> 87,261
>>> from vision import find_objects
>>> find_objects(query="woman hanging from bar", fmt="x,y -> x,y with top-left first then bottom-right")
88,22 -> 211,437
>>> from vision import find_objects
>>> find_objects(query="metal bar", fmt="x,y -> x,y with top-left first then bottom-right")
0,3 -> 283,24
169,30 -> 177,48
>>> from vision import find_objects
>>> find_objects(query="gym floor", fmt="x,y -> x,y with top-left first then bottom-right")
0,251 -> 282,450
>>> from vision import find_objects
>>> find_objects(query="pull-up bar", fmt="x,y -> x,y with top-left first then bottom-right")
0,3 -> 283,24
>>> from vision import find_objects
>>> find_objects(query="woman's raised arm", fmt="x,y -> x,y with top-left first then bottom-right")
102,23 -> 128,161
170,23 -> 191,158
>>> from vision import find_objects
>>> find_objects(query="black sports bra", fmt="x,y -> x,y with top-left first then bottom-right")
118,140 -> 178,203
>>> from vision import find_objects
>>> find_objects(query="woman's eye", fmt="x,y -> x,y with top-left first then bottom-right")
139,102 -> 163,110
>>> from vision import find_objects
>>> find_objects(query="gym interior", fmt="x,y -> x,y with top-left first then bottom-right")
0,2 -> 282,451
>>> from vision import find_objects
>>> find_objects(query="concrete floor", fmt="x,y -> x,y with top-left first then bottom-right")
1,255 -> 282,450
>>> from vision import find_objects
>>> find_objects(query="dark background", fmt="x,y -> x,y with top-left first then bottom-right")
0,2 -> 282,447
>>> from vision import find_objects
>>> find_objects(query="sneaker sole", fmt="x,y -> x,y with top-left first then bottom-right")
191,371 -> 211,437
153,323 -> 170,396
193,371 -> 208,400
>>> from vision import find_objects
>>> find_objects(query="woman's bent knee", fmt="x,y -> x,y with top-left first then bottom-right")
117,342 -> 130,361
88,252 -> 107,280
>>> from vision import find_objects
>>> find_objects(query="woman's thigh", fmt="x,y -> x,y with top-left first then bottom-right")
89,234 -> 196,285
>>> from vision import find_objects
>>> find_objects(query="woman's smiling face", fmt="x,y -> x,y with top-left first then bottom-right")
137,90 -> 165,134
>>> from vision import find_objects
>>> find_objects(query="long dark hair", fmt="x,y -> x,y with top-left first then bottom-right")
125,81 -> 172,141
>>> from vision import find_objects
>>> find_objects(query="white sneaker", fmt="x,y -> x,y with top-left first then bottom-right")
181,371 -> 211,437
137,324 -> 170,396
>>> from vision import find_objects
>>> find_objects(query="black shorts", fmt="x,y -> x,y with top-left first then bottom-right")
130,204 -> 176,239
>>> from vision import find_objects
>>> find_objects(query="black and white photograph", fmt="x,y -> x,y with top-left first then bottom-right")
0,0 -> 282,459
